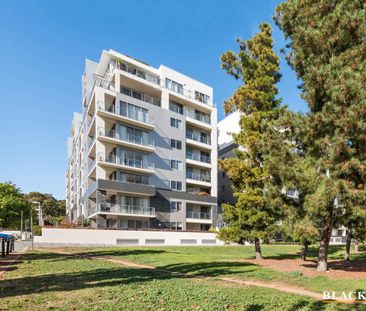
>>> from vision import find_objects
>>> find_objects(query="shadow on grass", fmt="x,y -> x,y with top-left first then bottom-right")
28,248 -> 167,262
0,266 -> 17,272
0,255 -> 255,299
264,245 -> 348,261
159,261 -> 257,276
0,252 -> 360,310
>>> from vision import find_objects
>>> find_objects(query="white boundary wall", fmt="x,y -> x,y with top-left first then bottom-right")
34,228 -> 225,246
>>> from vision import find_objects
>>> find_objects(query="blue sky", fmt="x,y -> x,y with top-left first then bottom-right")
0,0 -> 305,199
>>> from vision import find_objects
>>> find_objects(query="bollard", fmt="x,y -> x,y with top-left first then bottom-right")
11,240 -> 15,252
6,240 -> 10,255
1,239 -> 4,257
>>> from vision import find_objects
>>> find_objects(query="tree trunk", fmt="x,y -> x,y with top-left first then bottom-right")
254,237 -> 263,260
344,229 -> 352,261
301,242 -> 309,261
317,227 -> 332,272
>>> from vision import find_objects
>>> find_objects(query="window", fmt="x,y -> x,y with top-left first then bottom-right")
186,127 -> 193,140
121,87 -> 131,96
170,139 -> 182,150
165,78 -> 183,94
132,90 -> 142,100
200,151 -> 210,163
186,147 -> 193,159
194,110 -> 210,124
170,222 -> 183,230
170,118 -> 182,129
120,101 -> 148,123
170,160 -> 182,171
113,172 -> 149,185
170,201 -> 182,212
195,91 -> 210,104
169,101 -> 183,115
170,180 -> 182,191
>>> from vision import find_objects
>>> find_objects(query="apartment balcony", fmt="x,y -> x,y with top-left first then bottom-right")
84,74 -> 116,112
186,153 -> 212,169
185,111 -> 211,130
87,111 -> 96,136
97,128 -> 154,153
97,101 -> 154,130
186,172 -> 211,187
165,80 -> 213,112
98,153 -> 155,175
116,61 -> 161,93
186,211 -> 212,224
121,86 -> 161,107
186,132 -> 212,151
89,203 -> 155,218
87,136 -> 96,156
88,158 -> 97,175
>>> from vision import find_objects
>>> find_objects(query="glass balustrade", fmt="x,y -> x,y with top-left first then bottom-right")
98,203 -> 155,216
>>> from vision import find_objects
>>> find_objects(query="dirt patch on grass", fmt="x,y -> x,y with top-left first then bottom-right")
238,258 -> 366,280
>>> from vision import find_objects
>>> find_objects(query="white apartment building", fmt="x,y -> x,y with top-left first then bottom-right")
66,49 -> 218,231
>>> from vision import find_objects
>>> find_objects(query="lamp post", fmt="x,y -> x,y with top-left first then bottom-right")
32,201 -> 43,226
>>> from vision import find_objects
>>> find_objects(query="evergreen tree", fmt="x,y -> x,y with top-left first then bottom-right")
264,110 -> 320,261
218,23 -> 283,259
341,203 -> 366,261
275,0 -> 366,271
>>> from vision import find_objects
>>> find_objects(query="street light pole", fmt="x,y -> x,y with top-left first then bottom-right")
30,210 -> 33,251
31,201 -> 43,226
20,211 -> 23,241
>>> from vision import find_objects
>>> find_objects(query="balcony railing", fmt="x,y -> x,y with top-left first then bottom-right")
186,172 -> 211,182
98,128 -> 154,147
85,74 -> 114,110
186,132 -> 211,145
88,137 -> 96,150
121,86 -> 161,107
98,101 -> 154,126
98,153 -> 155,171
186,211 -> 211,220
111,174 -> 149,185
117,61 -> 160,85
88,159 -> 96,172
186,111 -> 211,125
98,203 -> 155,216
164,78 -> 213,106
186,153 -> 211,164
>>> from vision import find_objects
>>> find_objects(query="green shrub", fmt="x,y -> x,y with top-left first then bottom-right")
33,225 -> 42,236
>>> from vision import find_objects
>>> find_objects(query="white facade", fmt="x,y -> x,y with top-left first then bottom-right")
217,112 -> 240,147
66,49 -> 218,231
35,228 -> 224,246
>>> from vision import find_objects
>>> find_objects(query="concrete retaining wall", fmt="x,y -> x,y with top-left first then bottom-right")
34,228 -> 225,246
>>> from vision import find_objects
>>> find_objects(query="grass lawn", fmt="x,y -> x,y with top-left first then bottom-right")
59,244 -> 366,293
0,245 -> 365,310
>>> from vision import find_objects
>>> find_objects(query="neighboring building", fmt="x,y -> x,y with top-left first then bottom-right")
217,112 -> 240,208
66,49 -> 218,231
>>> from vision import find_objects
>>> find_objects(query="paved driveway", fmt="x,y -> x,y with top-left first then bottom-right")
14,240 -> 31,252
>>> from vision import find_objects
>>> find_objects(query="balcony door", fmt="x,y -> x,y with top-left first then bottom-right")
116,195 -> 148,208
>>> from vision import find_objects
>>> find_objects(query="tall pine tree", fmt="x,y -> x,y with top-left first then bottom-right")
218,23 -> 283,259
275,0 -> 366,271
